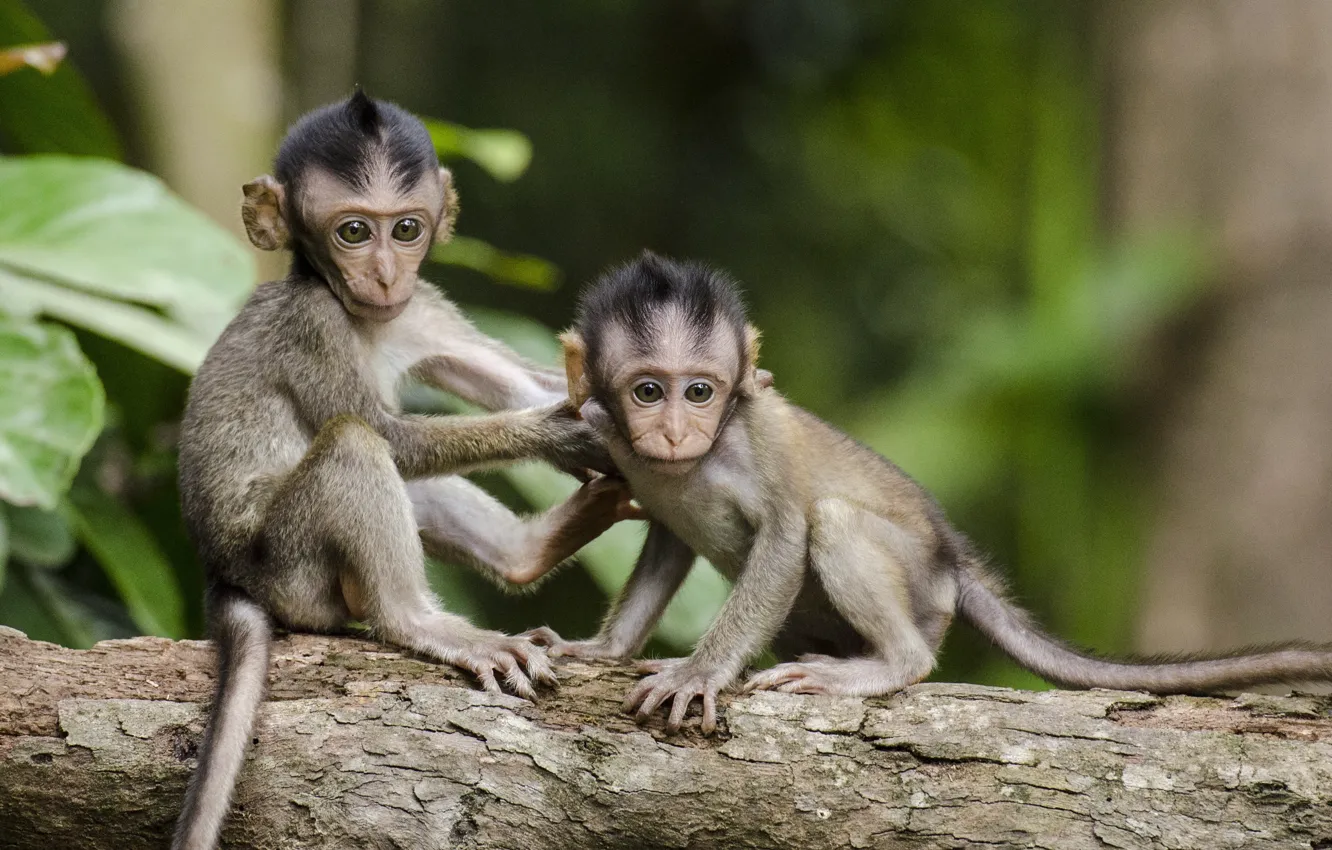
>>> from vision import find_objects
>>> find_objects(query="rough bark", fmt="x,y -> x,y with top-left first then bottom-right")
3,627 -> 1332,849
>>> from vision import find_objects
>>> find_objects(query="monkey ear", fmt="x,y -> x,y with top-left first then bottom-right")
560,330 -> 591,411
434,167 -> 460,243
739,323 -> 765,395
241,175 -> 290,251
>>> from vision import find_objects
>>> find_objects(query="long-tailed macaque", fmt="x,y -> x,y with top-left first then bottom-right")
528,251 -> 1332,734
172,92 -> 633,850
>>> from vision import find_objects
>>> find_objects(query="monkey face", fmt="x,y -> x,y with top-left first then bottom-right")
598,317 -> 740,470
243,164 -> 457,324
297,166 -> 448,322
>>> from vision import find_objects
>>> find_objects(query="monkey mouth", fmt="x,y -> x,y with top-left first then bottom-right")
348,298 -> 410,321
637,454 -> 702,475
631,444 -> 709,471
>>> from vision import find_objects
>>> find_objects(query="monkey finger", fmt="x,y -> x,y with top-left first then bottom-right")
742,667 -> 802,692
667,691 -> 693,731
777,678 -> 826,695
519,648 -> 559,687
507,640 -> 558,686
635,685 -> 673,721
623,678 -> 656,714
702,691 -> 718,735
472,663 -> 502,694
635,658 -> 671,674
495,653 -> 535,700
520,626 -> 562,648
617,500 -> 648,522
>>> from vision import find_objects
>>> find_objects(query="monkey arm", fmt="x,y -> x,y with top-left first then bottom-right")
411,299 -> 566,411
689,516 -> 808,677
526,522 -> 694,660
280,329 -> 608,479
597,524 -> 696,654
625,515 -> 807,734
380,408 -> 610,480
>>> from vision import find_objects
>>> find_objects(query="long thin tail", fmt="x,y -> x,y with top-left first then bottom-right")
172,587 -> 272,850
956,561 -> 1332,693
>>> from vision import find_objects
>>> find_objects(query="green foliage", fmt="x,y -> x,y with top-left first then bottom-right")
432,236 -> 561,291
0,316 -> 103,508
0,157 -> 254,372
425,119 -> 533,182
65,484 -> 185,638
0,0 -> 117,156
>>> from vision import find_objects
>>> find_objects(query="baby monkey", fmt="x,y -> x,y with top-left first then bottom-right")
173,92 -> 633,850
529,252 -> 1332,734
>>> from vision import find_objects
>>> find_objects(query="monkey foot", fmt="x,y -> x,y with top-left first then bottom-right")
741,655 -> 921,697
447,632 -> 559,700
520,626 -> 629,662
624,657 -> 731,735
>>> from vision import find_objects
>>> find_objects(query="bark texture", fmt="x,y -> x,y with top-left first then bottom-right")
3,626 -> 1332,849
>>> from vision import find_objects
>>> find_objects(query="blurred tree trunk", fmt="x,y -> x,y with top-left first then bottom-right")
1103,2 -> 1332,656
107,0 -> 283,280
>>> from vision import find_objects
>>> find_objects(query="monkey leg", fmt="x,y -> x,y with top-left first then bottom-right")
742,499 -> 942,697
407,474 -> 636,586
261,415 -> 554,697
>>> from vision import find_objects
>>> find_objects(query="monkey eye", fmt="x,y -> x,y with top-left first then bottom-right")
685,382 -> 714,403
336,220 -> 371,244
632,382 -> 664,404
392,218 -> 423,242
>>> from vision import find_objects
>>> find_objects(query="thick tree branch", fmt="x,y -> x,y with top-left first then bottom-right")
2,626 -> 1331,849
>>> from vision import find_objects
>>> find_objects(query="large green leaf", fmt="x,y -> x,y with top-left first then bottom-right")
6,503 -> 74,567
3,270 -> 210,373
64,485 -> 185,639
0,316 -> 103,508
0,1 -> 119,157
0,156 -> 254,345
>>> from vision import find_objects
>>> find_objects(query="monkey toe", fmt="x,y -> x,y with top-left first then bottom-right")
742,663 -> 808,692
776,678 -> 828,695
521,626 -> 561,647
667,692 -> 692,730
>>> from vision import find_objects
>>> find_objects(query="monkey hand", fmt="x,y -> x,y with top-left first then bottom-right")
624,657 -> 732,735
521,626 -> 632,662
537,401 -> 618,477
448,631 -> 560,700
572,474 -> 645,525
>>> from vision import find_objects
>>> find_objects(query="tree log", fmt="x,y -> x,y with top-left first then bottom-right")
2,627 -> 1332,849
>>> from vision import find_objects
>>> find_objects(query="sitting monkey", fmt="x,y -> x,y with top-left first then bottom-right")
528,251 -> 1332,734
173,92 -> 633,850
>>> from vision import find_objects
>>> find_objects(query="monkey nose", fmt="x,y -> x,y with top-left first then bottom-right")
375,255 -> 397,284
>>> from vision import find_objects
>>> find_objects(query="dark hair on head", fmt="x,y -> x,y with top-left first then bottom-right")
575,251 -> 749,370
274,89 -> 437,195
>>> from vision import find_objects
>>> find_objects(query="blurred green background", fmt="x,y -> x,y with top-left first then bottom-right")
4,0 -> 1331,690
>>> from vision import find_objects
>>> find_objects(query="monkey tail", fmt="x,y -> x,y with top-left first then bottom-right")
172,586 -> 272,850
955,559 -> 1332,693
